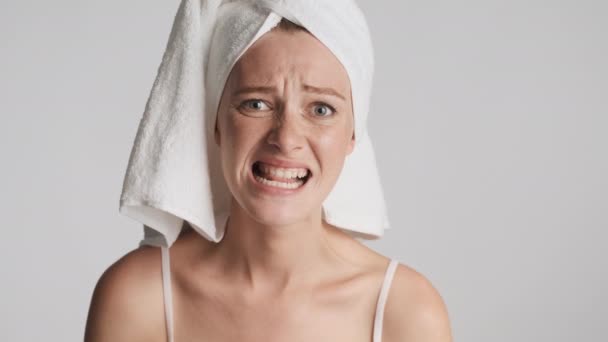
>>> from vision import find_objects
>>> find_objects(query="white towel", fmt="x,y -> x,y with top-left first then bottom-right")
119,0 -> 391,248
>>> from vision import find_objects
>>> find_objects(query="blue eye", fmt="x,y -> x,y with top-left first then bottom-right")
312,103 -> 335,117
242,100 -> 270,111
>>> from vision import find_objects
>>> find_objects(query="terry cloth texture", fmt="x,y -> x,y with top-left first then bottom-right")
119,0 -> 390,247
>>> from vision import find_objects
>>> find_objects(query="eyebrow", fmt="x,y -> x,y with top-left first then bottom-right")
302,84 -> 347,101
232,86 -> 275,97
232,84 -> 347,101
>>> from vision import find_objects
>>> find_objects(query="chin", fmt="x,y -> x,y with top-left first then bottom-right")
244,200 -> 318,227
224,166 -> 329,227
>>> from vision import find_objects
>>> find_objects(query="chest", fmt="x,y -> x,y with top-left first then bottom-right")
170,280 -> 381,342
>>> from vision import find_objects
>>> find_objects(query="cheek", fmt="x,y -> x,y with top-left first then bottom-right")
220,114 -> 267,165
314,126 -> 353,172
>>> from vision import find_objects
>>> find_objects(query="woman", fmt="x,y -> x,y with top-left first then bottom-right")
85,1 -> 452,341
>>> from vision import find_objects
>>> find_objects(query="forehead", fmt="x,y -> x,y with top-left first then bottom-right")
227,29 -> 351,92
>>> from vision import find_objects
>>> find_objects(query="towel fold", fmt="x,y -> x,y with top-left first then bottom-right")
119,0 -> 390,247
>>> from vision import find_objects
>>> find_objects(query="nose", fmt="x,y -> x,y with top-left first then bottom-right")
266,106 -> 305,153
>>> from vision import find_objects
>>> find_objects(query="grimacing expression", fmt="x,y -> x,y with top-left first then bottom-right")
214,27 -> 355,227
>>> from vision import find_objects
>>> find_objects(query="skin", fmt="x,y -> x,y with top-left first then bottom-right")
84,28 -> 452,342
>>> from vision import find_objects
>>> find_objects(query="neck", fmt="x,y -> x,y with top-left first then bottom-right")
211,199 -> 335,294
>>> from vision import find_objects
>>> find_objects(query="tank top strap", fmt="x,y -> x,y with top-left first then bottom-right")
160,245 -> 175,342
372,259 -> 399,342
160,250 -> 397,342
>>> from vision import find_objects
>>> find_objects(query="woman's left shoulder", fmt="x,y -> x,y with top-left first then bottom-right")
382,261 -> 453,342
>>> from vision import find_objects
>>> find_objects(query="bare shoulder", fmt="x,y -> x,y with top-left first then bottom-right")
382,263 -> 453,342
84,245 -> 167,342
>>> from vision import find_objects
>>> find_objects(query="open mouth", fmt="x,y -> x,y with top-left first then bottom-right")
252,161 -> 312,190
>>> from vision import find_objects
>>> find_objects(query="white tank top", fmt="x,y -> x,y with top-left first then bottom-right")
160,246 -> 399,342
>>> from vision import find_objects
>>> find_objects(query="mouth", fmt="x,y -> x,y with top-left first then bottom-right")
251,161 -> 312,190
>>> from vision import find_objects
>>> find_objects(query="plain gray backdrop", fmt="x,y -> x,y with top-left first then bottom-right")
1,0 -> 606,341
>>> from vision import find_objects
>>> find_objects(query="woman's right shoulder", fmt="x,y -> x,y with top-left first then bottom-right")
84,245 -> 167,342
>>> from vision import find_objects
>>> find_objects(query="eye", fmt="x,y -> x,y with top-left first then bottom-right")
312,103 -> 336,117
241,99 -> 270,111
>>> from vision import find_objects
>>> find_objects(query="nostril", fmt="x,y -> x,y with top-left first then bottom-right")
265,122 -> 305,152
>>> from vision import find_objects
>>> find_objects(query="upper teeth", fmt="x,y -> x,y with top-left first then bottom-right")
259,163 -> 309,179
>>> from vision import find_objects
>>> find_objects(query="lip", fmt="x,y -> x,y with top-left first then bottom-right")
254,157 -> 311,172
249,158 -> 312,196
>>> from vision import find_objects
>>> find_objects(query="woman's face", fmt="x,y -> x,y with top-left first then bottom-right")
215,27 -> 354,227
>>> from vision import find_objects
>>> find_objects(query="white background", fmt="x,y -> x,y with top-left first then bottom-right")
1,0 -> 606,341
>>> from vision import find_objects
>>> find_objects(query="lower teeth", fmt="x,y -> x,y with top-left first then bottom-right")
254,175 -> 304,189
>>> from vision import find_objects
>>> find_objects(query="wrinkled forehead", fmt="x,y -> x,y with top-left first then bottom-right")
226,28 -> 352,101
204,0 -> 374,141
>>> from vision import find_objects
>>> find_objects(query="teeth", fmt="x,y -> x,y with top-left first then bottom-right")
259,163 -> 309,180
254,175 -> 304,189
253,162 -> 310,190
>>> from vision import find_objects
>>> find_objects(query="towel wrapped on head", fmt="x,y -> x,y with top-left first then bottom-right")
119,0 -> 390,247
